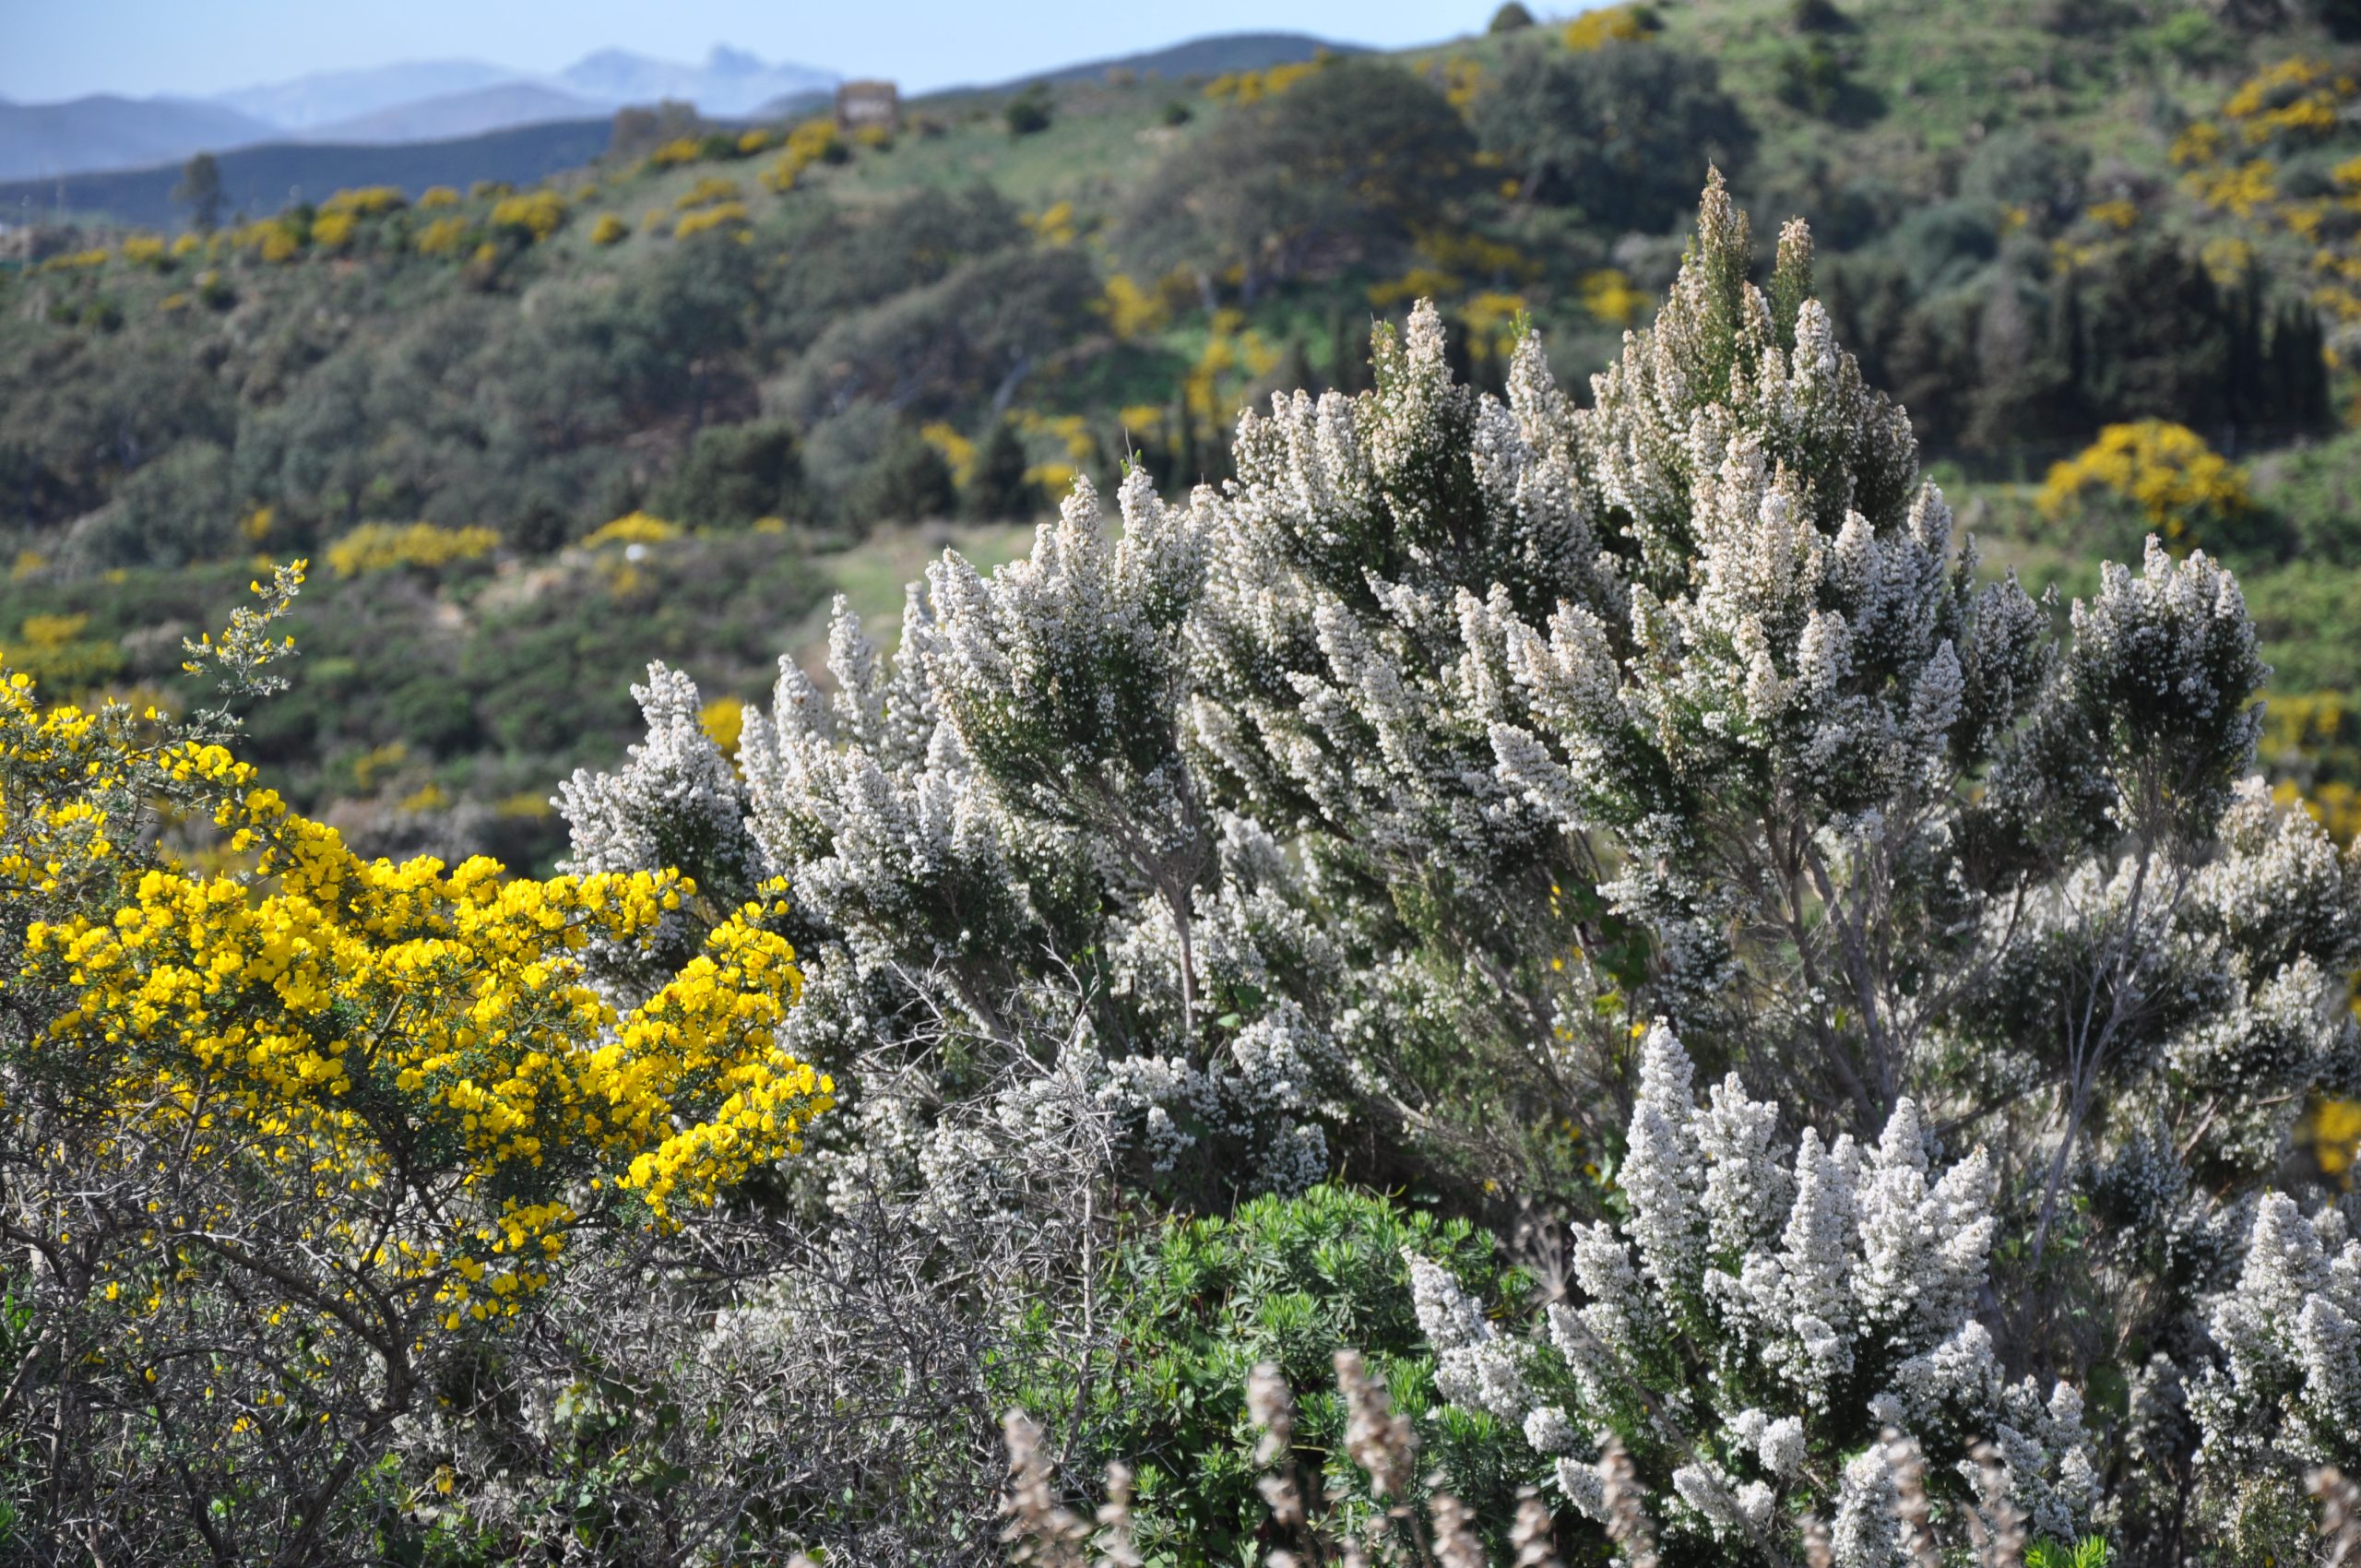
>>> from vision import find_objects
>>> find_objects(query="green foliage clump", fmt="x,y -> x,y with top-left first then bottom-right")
659,419 -> 812,529
1775,35 -> 1883,124
845,422 -> 956,526
1120,58 -> 1477,300
964,418 -> 1039,520
1005,83 -> 1055,137
1472,38 -> 1754,229
1034,1186 -> 1532,1562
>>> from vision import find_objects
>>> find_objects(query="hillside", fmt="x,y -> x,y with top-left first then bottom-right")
959,30 -> 1364,92
2,0 -> 2356,871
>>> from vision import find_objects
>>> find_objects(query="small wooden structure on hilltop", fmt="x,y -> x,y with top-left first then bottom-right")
835,80 -> 899,134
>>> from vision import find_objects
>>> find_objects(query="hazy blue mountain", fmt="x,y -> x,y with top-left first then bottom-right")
0,94 -> 276,180
0,116 -> 613,231
308,82 -> 606,144
558,46 -> 835,116
211,60 -> 526,130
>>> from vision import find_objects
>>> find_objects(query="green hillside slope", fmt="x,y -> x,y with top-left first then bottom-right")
4,0 -> 2357,867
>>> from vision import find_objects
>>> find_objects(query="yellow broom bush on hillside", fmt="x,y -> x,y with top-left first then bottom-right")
326,520 -> 500,577
0,562 -> 831,1549
2038,419 -> 2252,548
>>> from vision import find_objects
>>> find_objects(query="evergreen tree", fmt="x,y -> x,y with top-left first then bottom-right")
962,418 -> 1037,520
172,151 -> 223,233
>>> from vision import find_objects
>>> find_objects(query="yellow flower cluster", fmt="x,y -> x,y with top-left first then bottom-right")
758,119 -> 848,192
2085,198 -> 2141,232
2308,1096 -> 2361,1182
922,421 -> 981,485
1022,200 -> 1080,247
1098,273 -> 1172,341
1180,309 -> 1280,431
2,547 -> 840,1369
674,175 -> 744,211
2262,695 -> 2361,848
415,216 -> 471,258
2037,421 -> 2251,547
3,665 -> 832,1347
1204,57 -> 1325,104
320,185 -> 408,218
0,611 -> 125,695
582,511 -> 680,548
2179,63 -> 2361,326
699,695 -> 746,754
673,201 -> 751,240
490,190 -> 567,242
230,218 -> 304,264
2186,158 -> 2280,220
325,521 -> 500,577
1562,4 -> 1654,52
1579,268 -> 1650,326
2224,57 -> 2353,146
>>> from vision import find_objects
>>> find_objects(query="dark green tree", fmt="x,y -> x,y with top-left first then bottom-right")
658,420 -> 811,529
1119,59 -> 1477,302
962,419 -> 1036,520
1004,83 -> 1054,137
1473,40 -> 1755,228
172,152 -> 224,233
847,424 -> 956,528
1488,1 -> 1536,30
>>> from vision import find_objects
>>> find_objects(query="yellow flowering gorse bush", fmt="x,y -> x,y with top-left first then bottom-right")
0,564 -> 830,1549
582,510 -> 680,548
489,190 -> 566,242
325,520 -> 500,577
2037,419 -> 2252,546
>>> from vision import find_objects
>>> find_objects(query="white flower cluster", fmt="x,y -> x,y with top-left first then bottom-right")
564,471 -> 1348,1209
556,659 -> 772,991
1469,172 -> 2056,1087
2192,1193 -> 2361,1509
1196,300 -> 1608,888
1410,1021 -> 2098,1562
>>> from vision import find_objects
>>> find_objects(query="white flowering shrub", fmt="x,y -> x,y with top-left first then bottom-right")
1410,1020 -> 2098,1562
550,175 -> 2361,1559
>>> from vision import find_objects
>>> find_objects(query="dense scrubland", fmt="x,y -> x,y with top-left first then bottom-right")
10,0 -> 2361,1562
6,0 -> 2361,867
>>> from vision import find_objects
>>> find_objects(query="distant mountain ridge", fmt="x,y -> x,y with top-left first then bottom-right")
3,46 -> 836,184
308,83 -> 609,145
0,117 -> 615,231
556,45 -> 832,116
0,94 -> 276,182
212,60 -> 526,131
0,30 -> 1359,206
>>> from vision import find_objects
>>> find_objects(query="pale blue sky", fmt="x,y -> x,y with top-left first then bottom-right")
0,1 -> 1508,103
